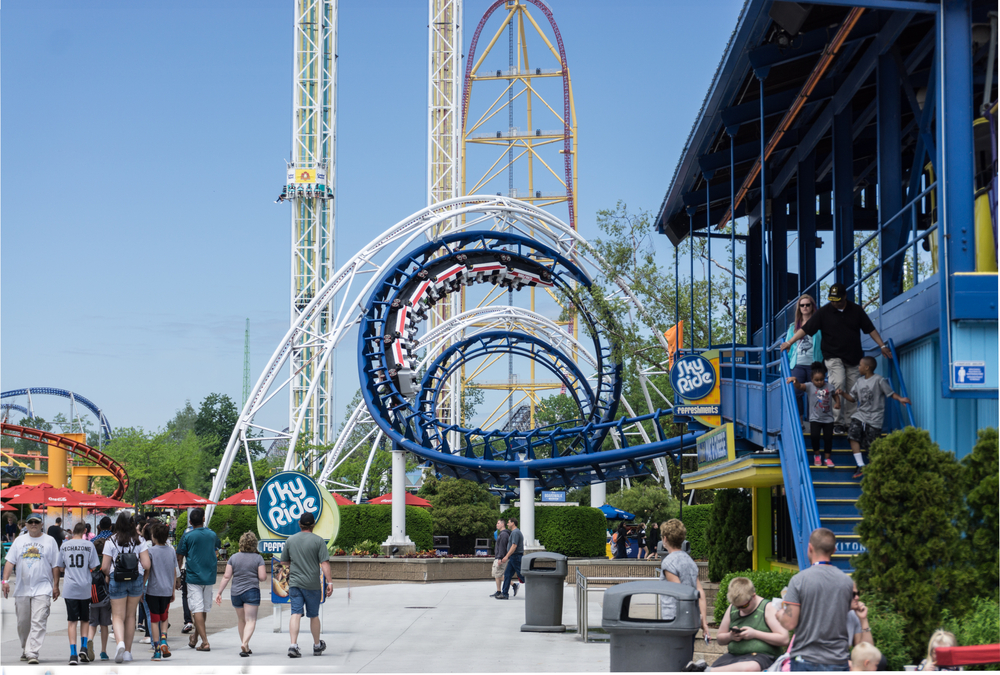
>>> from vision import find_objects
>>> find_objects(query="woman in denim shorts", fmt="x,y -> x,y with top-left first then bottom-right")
214,532 -> 266,657
100,514 -> 152,664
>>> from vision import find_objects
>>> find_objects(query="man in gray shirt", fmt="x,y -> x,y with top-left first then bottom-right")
279,512 -> 333,658
490,519 -> 510,599
497,518 -> 523,600
57,522 -> 100,665
777,528 -> 855,670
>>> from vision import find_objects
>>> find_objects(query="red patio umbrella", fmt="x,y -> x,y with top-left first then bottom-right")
1,483 -> 54,501
74,494 -> 131,509
217,489 -> 257,506
1,502 -> 15,511
331,492 -> 356,506
4,485 -> 91,508
143,488 -> 216,508
367,492 -> 432,508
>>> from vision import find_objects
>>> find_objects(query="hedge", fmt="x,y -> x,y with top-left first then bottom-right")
332,505 -> 433,552
500,505 -> 606,557
680,504 -> 712,559
175,506 -> 255,541
714,569 -> 796,624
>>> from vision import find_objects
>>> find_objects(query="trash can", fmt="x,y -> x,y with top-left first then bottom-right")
602,580 -> 700,672
519,552 -> 568,633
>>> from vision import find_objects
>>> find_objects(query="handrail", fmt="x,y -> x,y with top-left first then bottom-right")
576,569 -> 661,642
886,339 -> 916,428
777,355 -> 821,568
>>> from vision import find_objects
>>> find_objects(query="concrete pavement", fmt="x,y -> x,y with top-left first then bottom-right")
2,578 -> 611,673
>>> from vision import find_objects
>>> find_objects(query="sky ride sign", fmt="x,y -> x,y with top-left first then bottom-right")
670,351 -> 722,427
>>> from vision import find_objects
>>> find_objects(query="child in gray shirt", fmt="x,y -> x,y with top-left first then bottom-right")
144,523 -> 178,658
787,361 -> 840,467
838,356 -> 910,479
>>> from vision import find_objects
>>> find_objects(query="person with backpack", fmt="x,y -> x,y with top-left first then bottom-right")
2,512 -> 61,664
100,513 -> 152,664
87,538 -> 112,662
57,522 -> 101,665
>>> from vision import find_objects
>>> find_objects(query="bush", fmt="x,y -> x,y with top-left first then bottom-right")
176,510 -> 187,534
853,427 -> 974,660
859,592 -> 910,671
714,569 -> 795,623
962,429 -> 999,600
420,478 -> 500,554
681,504 -> 712,559
942,596 -> 1000,670
606,481 -> 678,526
501,505 -> 607,557
228,507 -> 258,540
332,505 -> 433,552
707,489 -> 753,582
207,504 -> 232,533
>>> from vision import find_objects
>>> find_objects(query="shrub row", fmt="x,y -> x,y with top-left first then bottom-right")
332,504 -> 433,552
713,569 -> 795,624
680,504 -> 711,559
500,505 -> 606,557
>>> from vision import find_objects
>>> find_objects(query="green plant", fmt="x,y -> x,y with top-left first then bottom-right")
714,569 -> 795,623
419,477 -> 500,554
942,596 -> 1000,670
500,505 -> 606,557
176,510 -> 187,534
962,429 -> 999,600
853,427 -> 974,660
606,481 -> 678,526
228,506 -> 258,541
352,539 -> 382,556
207,504 -> 232,534
680,504 -> 712,559
331,505 -> 433,552
707,489 -> 752,582
858,592 -> 910,671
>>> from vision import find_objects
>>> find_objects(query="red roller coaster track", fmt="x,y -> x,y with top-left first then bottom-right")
0,423 -> 129,500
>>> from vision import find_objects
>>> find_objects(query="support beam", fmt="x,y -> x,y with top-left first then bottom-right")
721,80 -> 836,130
519,476 -> 541,549
878,51 -> 906,302
772,189 -> 790,325
381,447 -> 415,553
748,13 -> 882,71
590,481 -> 606,508
797,151 -> 818,294
833,106 -> 856,295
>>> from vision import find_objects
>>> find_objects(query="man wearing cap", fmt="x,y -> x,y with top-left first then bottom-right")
2,513 -> 62,664
279,511 -> 333,658
781,283 -> 892,433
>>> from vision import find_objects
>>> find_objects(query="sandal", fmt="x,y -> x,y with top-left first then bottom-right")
196,644 -> 211,652
188,636 -> 198,649
240,650 -> 250,657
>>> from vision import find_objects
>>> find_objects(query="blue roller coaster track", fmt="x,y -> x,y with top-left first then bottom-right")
0,388 -> 113,443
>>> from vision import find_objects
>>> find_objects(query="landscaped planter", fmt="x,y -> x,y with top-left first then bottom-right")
327,556 -> 494,582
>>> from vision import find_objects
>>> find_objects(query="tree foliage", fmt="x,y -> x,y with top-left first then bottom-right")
418,476 -> 500,554
962,428 -> 999,600
606,480 -> 678,526
102,426 -> 208,506
706,489 -> 753,582
194,393 -> 239,460
852,427 -> 975,660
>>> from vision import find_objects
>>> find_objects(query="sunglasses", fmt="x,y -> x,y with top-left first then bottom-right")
799,303 -> 813,308
737,598 -> 754,609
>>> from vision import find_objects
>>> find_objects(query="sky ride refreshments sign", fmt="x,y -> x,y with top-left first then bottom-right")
670,351 -> 722,427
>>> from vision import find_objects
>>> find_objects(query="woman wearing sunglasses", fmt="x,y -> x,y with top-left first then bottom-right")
785,295 -> 823,418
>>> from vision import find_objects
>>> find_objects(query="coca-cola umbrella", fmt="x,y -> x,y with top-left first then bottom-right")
4,485 -> 91,508
331,493 -> 356,506
143,488 -> 215,508
0,483 -> 55,501
367,492 -> 432,508
1,502 -> 15,512
217,489 -> 257,506
75,494 -> 131,509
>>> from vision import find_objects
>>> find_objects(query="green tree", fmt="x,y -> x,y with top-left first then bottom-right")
706,489 -> 753,582
221,458 -> 273,499
194,393 -> 239,460
606,479 -> 678,525
961,428 -> 999,600
418,476 -> 500,553
852,427 -> 974,661
102,427 -> 206,506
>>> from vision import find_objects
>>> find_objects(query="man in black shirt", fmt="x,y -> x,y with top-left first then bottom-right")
47,517 -> 65,549
489,519 -> 510,599
781,283 -> 892,432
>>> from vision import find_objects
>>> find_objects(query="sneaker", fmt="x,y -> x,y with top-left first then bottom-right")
512,583 -> 519,597
70,653 -> 80,665
100,652 -> 110,661
813,455 -> 821,466
834,424 -> 848,435
115,642 -> 126,663
87,642 -> 96,661
151,651 -> 161,661
852,467 -> 864,479
123,652 -> 133,662
141,636 -> 152,644
20,654 -> 28,662
288,645 -> 302,658
182,623 -> 194,634
159,644 -> 172,658
313,640 -> 327,656
685,659 -> 708,672
489,591 -> 500,598
80,650 -> 90,663
825,458 -> 835,468
27,656 -> 39,665
496,594 -> 509,600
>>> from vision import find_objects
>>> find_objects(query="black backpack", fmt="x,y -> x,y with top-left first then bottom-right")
113,542 -> 140,582
90,567 -> 109,605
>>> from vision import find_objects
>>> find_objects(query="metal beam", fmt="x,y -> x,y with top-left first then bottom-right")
807,0 -> 938,12
721,80 -> 835,130
698,128 -> 804,174
833,107 -> 856,294
748,13 -> 881,71
797,151 -> 818,294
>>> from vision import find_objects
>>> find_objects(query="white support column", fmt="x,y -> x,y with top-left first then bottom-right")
590,482 -> 606,508
382,448 -> 414,553
519,477 -> 542,549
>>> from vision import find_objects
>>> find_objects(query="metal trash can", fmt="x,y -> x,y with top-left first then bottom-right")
520,552 -> 568,633
602,580 -> 700,672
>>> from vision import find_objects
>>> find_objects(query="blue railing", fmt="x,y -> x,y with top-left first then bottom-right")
886,339 -> 916,428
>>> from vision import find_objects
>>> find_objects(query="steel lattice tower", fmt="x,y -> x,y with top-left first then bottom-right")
286,0 -> 337,467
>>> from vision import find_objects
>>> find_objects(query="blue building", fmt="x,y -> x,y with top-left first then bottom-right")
656,0 -> 997,572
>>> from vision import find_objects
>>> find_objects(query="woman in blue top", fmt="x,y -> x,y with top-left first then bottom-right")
785,294 -> 823,418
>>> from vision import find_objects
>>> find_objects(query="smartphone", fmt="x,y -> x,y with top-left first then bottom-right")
731,626 -> 743,634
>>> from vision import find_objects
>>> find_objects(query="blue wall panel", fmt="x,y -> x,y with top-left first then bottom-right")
898,335 -> 999,459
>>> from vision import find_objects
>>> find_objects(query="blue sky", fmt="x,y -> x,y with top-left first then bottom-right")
1,0 -> 744,435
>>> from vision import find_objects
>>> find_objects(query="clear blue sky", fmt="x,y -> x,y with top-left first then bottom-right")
1,0 -> 745,434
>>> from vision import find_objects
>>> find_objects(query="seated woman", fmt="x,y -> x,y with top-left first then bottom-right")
916,629 -> 961,671
709,577 -> 789,672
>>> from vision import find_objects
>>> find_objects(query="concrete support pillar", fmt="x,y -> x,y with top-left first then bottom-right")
590,482 -> 606,508
519,477 -> 541,549
382,448 -> 414,553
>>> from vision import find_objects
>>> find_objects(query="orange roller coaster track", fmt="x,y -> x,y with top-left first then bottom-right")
0,423 -> 129,500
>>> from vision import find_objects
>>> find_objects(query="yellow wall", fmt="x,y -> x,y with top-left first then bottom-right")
753,488 -> 772,571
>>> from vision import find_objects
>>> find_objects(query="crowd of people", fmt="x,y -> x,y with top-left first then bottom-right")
781,283 -> 909,479
1,507 -> 336,664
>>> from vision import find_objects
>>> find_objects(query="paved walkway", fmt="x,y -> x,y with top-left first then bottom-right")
2,578 -> 611,672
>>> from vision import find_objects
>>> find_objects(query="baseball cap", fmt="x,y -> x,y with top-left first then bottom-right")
25,513 -> 43,523
827,283 -> 847,302
299,512 -> 316,528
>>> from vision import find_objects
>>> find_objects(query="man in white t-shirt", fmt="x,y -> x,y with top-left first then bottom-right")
2,513 -> 62,664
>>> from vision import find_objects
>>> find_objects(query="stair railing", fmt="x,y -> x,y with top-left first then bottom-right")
886,339 -> 916,428
778,353 -> 822,568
